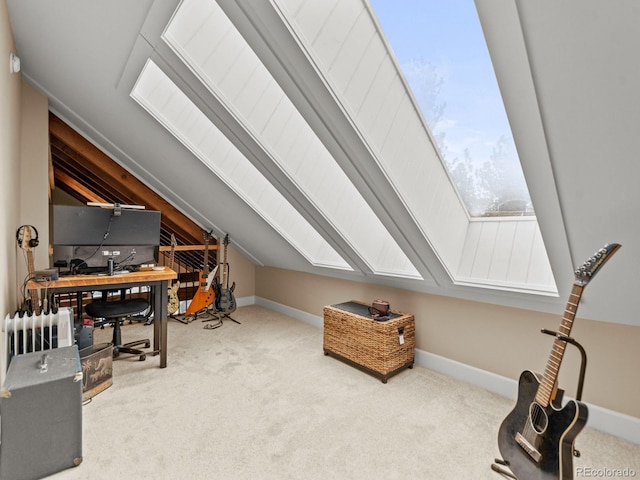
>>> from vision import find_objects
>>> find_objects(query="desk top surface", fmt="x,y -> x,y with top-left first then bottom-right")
28,267 -> 177,290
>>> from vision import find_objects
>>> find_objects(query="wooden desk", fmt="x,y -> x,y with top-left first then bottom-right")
28,268 -> 177,368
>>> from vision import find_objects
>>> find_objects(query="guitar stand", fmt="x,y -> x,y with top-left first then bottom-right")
540,328 -> 587,403
170,313 -> 193,325
491,329 -> 588,479
173,306 -> 214,325
219,313 -> 241,325
203,313 -> 223,330
491,458 -> 517,479
202,311 -> 240,330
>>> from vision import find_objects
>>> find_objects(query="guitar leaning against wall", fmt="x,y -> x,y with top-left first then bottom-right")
496,243 -> 621,480
16,225 -> 41,316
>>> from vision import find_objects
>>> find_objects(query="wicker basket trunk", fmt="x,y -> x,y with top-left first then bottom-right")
323,302 -> 415,383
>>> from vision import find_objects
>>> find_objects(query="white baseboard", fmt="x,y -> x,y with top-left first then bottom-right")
415,350 -> 640,445
235,295 -> 256,308
254,297 -> 324,328
250,297 -> 640,445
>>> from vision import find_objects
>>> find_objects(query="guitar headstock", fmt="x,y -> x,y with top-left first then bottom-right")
170,233 -> 177,248
16,225 -> 38,252
574,243 -> 621,286
223,233 -> 229,246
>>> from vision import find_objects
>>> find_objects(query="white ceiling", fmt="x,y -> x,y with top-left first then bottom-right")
7,0 -> 640,325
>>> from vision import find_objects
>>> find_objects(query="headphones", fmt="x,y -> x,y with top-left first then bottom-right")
16,225 -> 39,248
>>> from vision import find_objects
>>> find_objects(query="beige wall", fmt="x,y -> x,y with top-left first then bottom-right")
0,1 -> 47,383
18,81 -> 49,276
226,245 -> 255,300
1,0 -> 22,318
256,266 -> 640,419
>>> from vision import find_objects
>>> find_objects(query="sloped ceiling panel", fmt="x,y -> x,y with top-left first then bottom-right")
162,0 -> 423,279
131,59 -> 351,270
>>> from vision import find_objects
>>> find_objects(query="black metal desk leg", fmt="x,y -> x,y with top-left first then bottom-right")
155,281 -> 168,368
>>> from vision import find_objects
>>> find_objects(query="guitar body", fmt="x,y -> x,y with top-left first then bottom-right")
167,281 -> 180,315
184,270 -> 215,315
214,280 -> 236,314
184,232 -> 217,316
498,370 -> 588,480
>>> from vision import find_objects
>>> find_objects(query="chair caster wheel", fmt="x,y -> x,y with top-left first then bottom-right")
139,354 -> 146,361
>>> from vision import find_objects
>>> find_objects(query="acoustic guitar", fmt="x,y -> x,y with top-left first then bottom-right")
167,233 -> 180,315
497,243 -> 621,480
16,225 -> 41,316
214,234 -> 236,315
184,231 -> 218,316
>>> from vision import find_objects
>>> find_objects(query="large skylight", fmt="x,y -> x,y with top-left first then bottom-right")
370,0 -> 533,217
160,0 -> 422,279
131,59 -> 352,271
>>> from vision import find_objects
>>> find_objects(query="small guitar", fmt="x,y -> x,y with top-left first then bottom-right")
184,231 -> 218,316
167,233 -> 180,315
16,225 -> 41,316
214,234 -> 236,315
497,243 -> 621,480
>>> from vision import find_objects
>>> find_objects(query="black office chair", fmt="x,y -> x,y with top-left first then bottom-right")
85,296 -> 151,361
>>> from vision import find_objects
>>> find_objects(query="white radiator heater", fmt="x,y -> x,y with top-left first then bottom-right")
1,307 -> 74,378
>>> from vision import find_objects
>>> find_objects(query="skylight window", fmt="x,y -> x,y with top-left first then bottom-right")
160,0 -> 422,279
370,0 -> 533,217
131,59 -> 352,271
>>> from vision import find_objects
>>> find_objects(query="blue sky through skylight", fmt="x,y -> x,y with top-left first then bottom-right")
370,0 -> 533,216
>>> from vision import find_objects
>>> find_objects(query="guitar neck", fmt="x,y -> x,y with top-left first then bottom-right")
202,235 -> 210,277
168,233 -> 177,271
535,283 -> 584,406
222,241 -> 228,286
26,250 -> 41,316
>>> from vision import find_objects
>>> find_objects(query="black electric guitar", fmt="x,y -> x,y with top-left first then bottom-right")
16,225 -> 41,316
497,243 -> 621,480
214,234 -> 236,315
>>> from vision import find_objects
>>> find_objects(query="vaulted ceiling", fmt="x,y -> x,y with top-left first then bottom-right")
8,0 -> 640,325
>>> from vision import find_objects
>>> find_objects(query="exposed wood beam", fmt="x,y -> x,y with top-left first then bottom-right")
49,112 -> 204,242
53,170 -> 106,204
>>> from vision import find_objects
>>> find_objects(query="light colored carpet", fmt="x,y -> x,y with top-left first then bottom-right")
49,305 -> 640,480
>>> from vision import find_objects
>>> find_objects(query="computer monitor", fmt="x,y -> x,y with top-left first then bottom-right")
51,205 -> 161,272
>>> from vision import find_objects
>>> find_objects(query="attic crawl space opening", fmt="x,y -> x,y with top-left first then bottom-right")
131,0 -> 557,295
